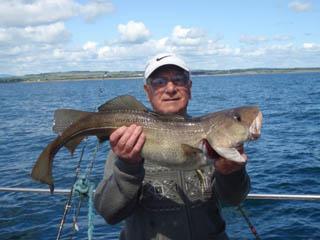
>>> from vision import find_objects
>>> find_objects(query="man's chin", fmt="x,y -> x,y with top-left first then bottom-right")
158,102 -> 185,114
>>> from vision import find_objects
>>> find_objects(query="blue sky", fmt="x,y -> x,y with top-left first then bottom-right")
0,0 -> 319,75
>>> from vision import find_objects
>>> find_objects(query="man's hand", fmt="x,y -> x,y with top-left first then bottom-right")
109,124 -> 146,164
214,146 -> 247,175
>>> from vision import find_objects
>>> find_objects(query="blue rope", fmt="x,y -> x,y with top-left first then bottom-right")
73,176 -> 95,240
88,183 -> 94,240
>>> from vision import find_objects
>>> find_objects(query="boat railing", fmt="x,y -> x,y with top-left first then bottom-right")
1,187 -> 320,201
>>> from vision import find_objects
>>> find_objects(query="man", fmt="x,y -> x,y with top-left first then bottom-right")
94,53 -> 250,239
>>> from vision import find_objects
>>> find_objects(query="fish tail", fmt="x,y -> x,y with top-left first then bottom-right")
31,141 -> 55,189
49,184 -> 54,194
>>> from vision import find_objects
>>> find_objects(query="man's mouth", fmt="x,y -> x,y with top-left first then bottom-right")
163,98 -> 180,102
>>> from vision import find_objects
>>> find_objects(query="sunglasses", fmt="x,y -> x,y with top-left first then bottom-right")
149,75 -> 190,88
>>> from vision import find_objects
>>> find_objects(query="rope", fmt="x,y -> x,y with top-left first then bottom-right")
73,177 -> 95,240
88,182 -> 95,240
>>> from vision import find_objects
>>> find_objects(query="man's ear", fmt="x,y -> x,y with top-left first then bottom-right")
144,84 -> 152,101
188,80 -> 192,100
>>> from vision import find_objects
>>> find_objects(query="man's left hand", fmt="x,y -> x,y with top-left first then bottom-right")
214,146 -> 247,175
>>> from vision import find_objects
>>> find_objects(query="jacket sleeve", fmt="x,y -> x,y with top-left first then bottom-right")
94,151 -> 145,225
213,167 -> 250,206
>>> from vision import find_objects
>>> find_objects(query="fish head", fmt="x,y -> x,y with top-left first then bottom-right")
203,106 -> 262,163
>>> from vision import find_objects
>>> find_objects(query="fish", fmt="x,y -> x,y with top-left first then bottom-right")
31,95 -> 263,192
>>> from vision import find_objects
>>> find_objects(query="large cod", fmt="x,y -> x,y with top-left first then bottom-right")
31,95 -> 262,192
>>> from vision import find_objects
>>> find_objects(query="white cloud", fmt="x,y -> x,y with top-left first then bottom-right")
1,45 -> 32,58
117,21 -> 151,43
272,35 -> 292,41
240,35 -> 269,45
172,25 -> 204,39
1,22 -> 320,75
0,28 -> 11,42
0,22 -> 70,45
171,25 -> 205,46
0,0 -> 114,27
267,43 -> 295,51
80,0 -> 114,22
97,39 -> 166,60
53,48 -> 65,58
97,46 -> 111,58
0,0 -> 115,75
240,34 -> 293,45
303,42 -> 320,50
83,41 -> 97,51
288,1 -> 312,12
25,22 -> 70,43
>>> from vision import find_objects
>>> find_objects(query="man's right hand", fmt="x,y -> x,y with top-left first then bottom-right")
109,124 -> 146,164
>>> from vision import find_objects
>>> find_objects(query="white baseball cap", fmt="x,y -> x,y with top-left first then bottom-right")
144,53 -> 189,83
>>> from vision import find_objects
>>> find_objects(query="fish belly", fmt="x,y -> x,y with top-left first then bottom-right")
141,128 -> 209,170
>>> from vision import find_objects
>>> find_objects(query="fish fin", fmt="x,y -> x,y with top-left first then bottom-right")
181,144 -> 203,156
213,147 -> 246,163
98,95 -> 148,112
95,129 -> 115,143
53,109 -> 91,135
64,136 -> 86,154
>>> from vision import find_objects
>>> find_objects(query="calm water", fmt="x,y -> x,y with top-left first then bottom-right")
0,73 -> 319,239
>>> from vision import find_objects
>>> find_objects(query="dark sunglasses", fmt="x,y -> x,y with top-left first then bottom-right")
149,75 -> 190,88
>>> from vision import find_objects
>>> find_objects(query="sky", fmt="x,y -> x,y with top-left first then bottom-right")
0,0 -> 319,75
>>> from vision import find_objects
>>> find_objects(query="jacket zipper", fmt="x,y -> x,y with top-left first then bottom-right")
178,170 -> 193,240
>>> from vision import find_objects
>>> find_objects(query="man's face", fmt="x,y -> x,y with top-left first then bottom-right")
144,66 -> 192,115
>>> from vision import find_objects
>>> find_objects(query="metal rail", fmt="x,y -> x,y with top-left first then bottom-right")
1,187 -> 320,201
0,187 -> 71,194
246,193 -> 320,201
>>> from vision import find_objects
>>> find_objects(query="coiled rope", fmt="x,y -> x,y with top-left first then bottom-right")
73,177 -> 95,240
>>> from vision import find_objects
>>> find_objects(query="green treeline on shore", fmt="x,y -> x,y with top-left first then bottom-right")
1,68 -> 320,83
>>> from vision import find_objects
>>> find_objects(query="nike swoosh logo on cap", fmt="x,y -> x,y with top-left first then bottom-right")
156,55 -> 170,61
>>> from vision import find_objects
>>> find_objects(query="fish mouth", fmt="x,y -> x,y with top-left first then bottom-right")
249,111 -> 263,140
201,139 -> 220,160
200,139 -> 247,163
200,139 -> 243,159
235,145 -> 244,153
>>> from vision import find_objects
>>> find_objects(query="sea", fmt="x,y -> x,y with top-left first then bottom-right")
0,72 -> 319,240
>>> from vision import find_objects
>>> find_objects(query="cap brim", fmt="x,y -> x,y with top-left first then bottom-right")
144,54 -> 189,82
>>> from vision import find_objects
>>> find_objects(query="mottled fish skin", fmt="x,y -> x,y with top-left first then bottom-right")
31,95 -> 262,192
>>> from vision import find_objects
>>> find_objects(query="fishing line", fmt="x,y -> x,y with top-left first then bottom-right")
97,72 -> 107,105
86,142 -> 100,179
237,205 -> 261,240
56,139 -> 88,240
56,138 -> 99,240
70,194 -> 83,239
71,142 -> 99,239
237,142 -> 261,239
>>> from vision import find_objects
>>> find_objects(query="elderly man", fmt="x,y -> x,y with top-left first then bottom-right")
94,53 -> 250,240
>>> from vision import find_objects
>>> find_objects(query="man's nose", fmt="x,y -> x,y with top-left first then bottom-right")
165,81 -> 177,93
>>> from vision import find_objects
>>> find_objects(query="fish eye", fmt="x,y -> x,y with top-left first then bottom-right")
233,113 -> 241,122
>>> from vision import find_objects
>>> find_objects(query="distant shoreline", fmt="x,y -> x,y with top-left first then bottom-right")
22,76 -> 144,84
1,68 -> 320,83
